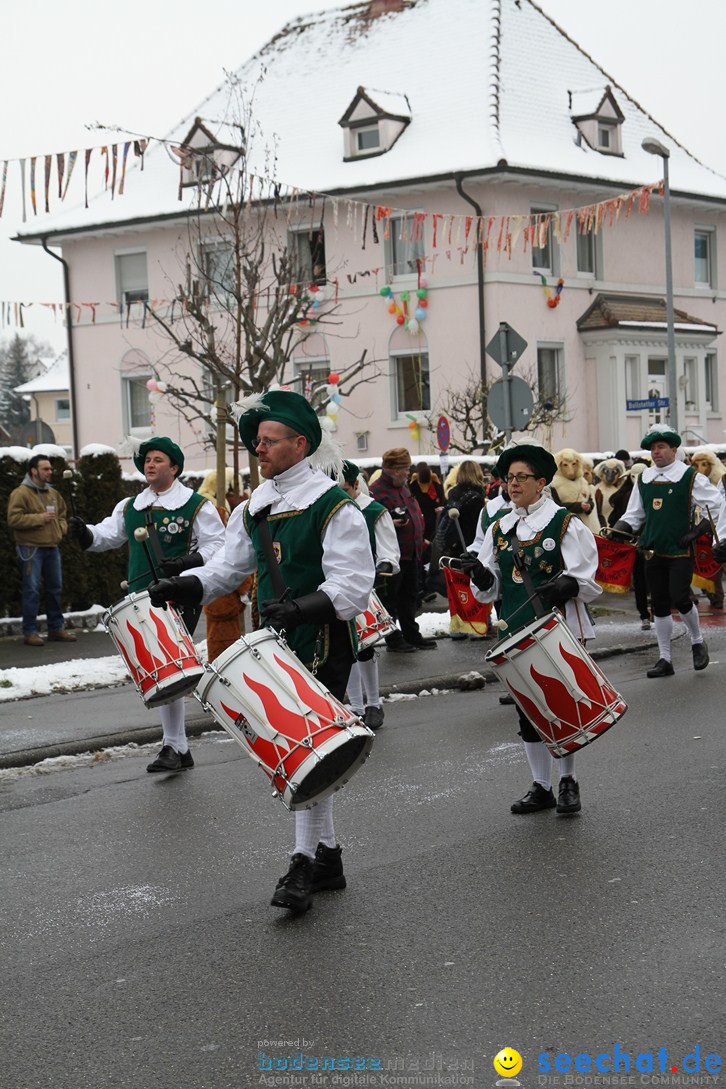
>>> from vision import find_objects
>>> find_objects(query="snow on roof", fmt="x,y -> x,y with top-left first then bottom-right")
357,87 -> 411,118
14,353 -> 69,394
17,0 -> 726,243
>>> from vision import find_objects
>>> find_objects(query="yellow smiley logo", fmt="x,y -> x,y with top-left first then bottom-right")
493,1049 -> 523,1078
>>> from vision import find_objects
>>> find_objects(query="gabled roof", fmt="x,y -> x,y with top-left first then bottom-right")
338,86 -> 412,125
18,0 -> 726,242
14,353 -> 69,394
571,86 -> 625,123
577,294 -> 719,334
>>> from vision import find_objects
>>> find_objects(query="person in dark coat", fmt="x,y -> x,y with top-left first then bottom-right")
409,462 -> 445,544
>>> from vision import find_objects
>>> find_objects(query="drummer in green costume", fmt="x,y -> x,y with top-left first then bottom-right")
463,442 -> 602,816
150,390 -> 375,915
69,437 -> 225,772
612,427 -> 724,678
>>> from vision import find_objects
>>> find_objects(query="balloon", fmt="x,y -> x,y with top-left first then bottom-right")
155,381 -> 167,393
148,391 -> 162,405
408,420 -> 417,431
379,286 -> 393,297
312,299 -> 320,309
396,314 -> 405,325
326,402 -> 338,418
146,378 -> 158,392
388,303 -> 397,315
407,318 -> 420,335
416,288 -> 427,299
332,392 -> 342,404
328,372 -> 340,384
415,307 -> 426,321
418,298 -> 428,308
326,384 -> 337,397
319,416 -> 335,431
419,277 -> 427,288
401,290 -> 410,302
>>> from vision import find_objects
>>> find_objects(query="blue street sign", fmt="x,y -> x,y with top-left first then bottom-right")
626,397 -> 669,411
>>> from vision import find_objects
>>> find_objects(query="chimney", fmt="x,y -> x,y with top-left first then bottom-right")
365,0 -> 407,17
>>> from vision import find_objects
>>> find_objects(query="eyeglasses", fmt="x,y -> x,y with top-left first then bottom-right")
253,436 -> 292,450
505,473 -> 539,484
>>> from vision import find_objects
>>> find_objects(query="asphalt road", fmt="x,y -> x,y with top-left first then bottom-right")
2,639 -> 725,1089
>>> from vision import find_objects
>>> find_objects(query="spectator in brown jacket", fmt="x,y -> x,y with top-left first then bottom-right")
7,454 -> 76,646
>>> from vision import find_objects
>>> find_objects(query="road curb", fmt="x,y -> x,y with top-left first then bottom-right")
0,638 -> 657,770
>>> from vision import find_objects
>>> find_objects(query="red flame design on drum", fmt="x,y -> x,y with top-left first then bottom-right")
125,620 -> 163,674
150,610 -> 184,663
508,636 -> 626,754
273,653 -> 337,722
219,700 -> 284,781
243,674 -> 323,743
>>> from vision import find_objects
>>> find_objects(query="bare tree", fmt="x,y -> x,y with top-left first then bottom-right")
439,366 -> 573,455
148,80 -> 381,498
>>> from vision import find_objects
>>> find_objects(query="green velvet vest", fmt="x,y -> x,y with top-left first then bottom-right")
124,493 -> 207,590
243,486 -> 358,667
492,507 -> 571,635
637,466 -> 696,558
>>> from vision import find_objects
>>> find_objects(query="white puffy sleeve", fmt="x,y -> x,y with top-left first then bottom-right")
320,503 -> 376,619
470,525 -> 502,603
190,500 -> 226,562
85,498 -> 130,552
560,517 -> 602,603
194,500 -> 257,603
373,509 -> 401,573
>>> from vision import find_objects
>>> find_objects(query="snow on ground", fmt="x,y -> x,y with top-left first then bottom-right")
0,616 -> 450,700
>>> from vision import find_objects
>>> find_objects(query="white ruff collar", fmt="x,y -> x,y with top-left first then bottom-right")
133,479 -> 192,511
248,459 -> 336,515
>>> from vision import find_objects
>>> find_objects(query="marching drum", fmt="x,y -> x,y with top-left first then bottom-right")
102,591 -> 205,708
195,629 -> 374,810
485,610 -> 627,757
355,591 -> 396,653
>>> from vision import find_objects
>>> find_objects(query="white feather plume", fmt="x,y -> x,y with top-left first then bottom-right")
229,391 -> 271,423
309,425 -> 345,479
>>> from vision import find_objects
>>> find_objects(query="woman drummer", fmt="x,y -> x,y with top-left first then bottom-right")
463,442 -> 601,815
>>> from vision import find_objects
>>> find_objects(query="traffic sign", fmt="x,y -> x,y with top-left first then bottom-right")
626,397 -> 669,411
487,375 -> 534,432
486,322 -> 528,369
436,415 -> 451,452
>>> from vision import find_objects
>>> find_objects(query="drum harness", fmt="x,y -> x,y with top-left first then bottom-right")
143,508 -> 202,633
505,526 -> 586,642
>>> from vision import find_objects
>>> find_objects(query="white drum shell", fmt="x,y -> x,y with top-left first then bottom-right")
195,629 -> 374,810
102,591 -> 204,708
355,591 -> 396,652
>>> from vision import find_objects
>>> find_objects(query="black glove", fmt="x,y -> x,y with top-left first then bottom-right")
604,519 -> 634,540
68,516 -> 93,550
538,574 -> 579,609
457,556 -> 495,592
261,590 -> 336,632
148,575 -> 203,610
374,561 -> 394,590
713,541 -> 726,565
161,551 -> 204,578
678,520 -> 711,548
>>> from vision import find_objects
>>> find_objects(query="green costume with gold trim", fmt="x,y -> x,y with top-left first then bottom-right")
124,493 -> 207,591
360,498 -> 388,561
637,466 -> 696,558
492,507 -> 572,635
243,486 -> 358,667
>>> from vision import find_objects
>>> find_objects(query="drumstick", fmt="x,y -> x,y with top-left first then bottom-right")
495,586 -> 561,634
447,508 -> 469,554
704,504 -> 721,546
133,526 -> 160,583
62,468 -> 78,518
120,580 -> 129,591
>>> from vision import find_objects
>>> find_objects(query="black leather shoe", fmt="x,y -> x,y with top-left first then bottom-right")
693,641 -> 709,671
386,642 -> 417,653
557,775 -> 581,815
364,706 -> 384,730
146,744 -> 182,772
270,854 -> 313,912
179,749 -> 194,770
646,658 -> 675,678
510,782 -> 557,814
410,638 -> 437,649
499,694 -> 515,705
310,843 -> 346,893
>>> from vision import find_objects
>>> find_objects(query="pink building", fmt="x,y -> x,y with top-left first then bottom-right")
17,0 -> 726,469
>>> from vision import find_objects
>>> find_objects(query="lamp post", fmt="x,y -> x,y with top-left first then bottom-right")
642,137 -> 678,433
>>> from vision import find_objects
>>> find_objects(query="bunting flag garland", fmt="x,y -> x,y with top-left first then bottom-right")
56,152 -> 65,199
84,148 -> 92,207
44,154 -> 52,213
0,160 -> 7,218
29,156 -> 37,215
62,150 -> 77,199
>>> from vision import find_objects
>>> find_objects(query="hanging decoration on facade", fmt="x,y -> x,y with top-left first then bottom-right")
406,414 -> 421,442
146,376 -> 167,431
380,279 -> 429,334
535,273 -> 565,309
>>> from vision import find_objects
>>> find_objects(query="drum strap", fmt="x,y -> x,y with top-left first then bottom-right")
252,506 -> 289,600
507,529 -> 547,619
143,508 -> 166,576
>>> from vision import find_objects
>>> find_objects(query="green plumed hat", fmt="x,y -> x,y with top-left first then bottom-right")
133,436 -> 184,475
234,389 -> 323,457
496,442 -> 557,484
641,428 -> 681,450
341,460 -> 360,485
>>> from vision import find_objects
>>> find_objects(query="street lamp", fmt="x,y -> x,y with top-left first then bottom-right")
642,136 -> 678,433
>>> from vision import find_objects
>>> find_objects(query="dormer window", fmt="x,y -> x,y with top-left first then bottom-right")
177,117 -> 244,188
571,86 -> 624,156
339,86 -> 411,161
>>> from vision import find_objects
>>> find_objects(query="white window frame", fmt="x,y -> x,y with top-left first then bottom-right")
355,431 -> 369,453
684,357 -> 698,412
531,205 -> 559,275
385,213 -> 426,280
705,352 -> 719,412
694,228 -> 716,288
355,125 -> 380,153
625,355 -> 640,403
54,397 -> 70,422
288,226 -> 327,286
199,239 -> 236,301
536,343 -> 565,408
114,248 -> 149,308
390,349 -> 431,418
291,356 -> 331,401
576,229 -> 601,278
121,373 -> 152,436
